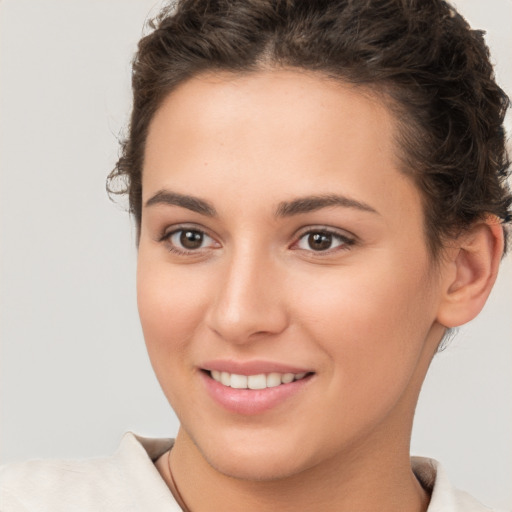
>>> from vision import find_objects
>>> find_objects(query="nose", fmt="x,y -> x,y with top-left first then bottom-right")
205,247 -> 289,344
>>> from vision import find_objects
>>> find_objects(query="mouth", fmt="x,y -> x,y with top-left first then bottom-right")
199,365 -> 315,415
205,369 -> 311,389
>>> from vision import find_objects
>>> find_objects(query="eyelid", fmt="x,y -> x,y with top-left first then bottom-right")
291,226 -> 357,252
159,223 -> 221,254
156,223 -> 356,255
159,223 -> 213,241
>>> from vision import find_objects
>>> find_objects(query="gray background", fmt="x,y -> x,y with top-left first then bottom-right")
1,0 -> 511,509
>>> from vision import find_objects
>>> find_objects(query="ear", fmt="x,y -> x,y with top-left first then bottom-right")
436,219 -> 504,328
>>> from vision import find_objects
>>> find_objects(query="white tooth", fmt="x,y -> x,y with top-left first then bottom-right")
281,373 -> 295,384
248,374 -> 267,389
266,373 -> 282,387
230,374 -> 248,389
211,370 -> 221,382
220,371 -> 231,386
294,372 -> 306,380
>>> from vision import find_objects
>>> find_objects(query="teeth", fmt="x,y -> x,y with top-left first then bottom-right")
281,373 -> 295,384
220,371 -> 231,386
209,370 -> 309,389
230,374 -> 247,389
266,373 -> 282,388
248,374 -> 266,389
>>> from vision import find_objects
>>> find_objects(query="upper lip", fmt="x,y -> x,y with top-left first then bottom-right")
200,359 -> 313,376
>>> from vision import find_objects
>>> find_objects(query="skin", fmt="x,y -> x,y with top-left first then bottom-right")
137,70 -> 502,511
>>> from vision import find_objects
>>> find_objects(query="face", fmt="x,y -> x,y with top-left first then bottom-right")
137,70 -> 446,480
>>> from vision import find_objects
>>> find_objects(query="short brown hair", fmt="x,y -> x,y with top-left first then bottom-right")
108,0 -> 511,255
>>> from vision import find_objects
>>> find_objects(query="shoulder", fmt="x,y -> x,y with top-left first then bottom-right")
412,457 -> 505,512
1,456 -> 113,512
0,433 -> 177,512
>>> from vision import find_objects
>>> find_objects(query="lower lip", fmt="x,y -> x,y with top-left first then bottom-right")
200,371 -> 313,415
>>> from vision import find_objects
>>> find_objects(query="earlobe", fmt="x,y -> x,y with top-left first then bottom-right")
436,219 -> 504,328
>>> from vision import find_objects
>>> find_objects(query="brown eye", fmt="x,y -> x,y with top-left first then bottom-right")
295,229 -> 354,253
167,229 -> 216,252
180,230 -> 203,249
307,232 -> 333,251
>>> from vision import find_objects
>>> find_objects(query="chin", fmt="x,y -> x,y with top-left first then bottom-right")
188,425 -> 318,482
205,450 -> 309,482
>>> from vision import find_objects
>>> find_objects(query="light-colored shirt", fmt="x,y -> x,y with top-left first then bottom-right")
0,432 -> 499,511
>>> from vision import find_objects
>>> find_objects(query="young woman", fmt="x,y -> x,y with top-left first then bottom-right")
1,1 -> 510,511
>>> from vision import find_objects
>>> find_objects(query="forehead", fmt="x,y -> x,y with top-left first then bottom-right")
146,70 -> 395,165
143,69 -> 423,230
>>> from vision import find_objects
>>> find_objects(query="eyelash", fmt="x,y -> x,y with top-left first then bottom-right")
292,228 -> 356,254
159,225 -> 218,256
159,226 -> 356,256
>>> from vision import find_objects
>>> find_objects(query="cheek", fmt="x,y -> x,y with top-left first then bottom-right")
291,254 -> 436,396
136,255 -> 218,422
136,254 -> 210,370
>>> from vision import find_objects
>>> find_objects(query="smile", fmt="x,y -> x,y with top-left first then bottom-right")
201,367 -> 314,415
209,370 -> 308,389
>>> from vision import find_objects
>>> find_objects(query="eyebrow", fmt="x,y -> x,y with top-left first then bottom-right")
145,190 -> 217,217
144,190 -> 378,218
275,194 -> 379,217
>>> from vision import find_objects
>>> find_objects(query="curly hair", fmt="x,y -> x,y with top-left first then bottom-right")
108,0 -> 511,255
